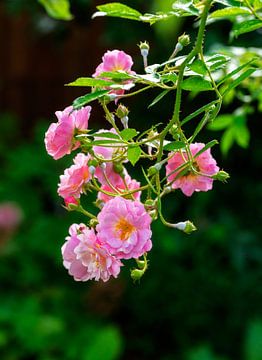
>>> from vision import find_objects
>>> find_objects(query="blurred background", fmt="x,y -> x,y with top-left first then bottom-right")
0,0 -> 262,359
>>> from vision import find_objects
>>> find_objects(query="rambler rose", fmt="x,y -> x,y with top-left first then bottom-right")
93,50 -> 135,97
62,224 -> 122,282
58,153 -> 91,199
166,143 -> 219,197
93,49 -> 134,77
44,105 -> 91,160
96,197 -> 152,259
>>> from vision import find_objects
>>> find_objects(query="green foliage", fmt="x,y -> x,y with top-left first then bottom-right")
208,108 -> 250,154
245,320 -> 262,360
73,90 -> 110,109
127,145 -> 141,165
38,0 -> 73,20
83,326 -> 123,360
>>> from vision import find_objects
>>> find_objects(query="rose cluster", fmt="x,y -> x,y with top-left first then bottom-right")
44,50 -> 221,282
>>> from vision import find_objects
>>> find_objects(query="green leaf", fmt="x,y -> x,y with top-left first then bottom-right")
73,90 -> 109,109
100,71 -> 135,82
221,127 -> 235,155
139,12 -> 176,24
38,0 -> 73,20
205,54 -> 231,72
83,326 -> 123,360
161,73 -> 178,84
233,115 -> 250,148
214,0 -> 243,6
188,59 -> 207,75
207,115 -> 233,130
232,19 -> 262,37
148,90 -> 170,108
92,132 -> 120,140
221,68 -> 257,95
218,59 -> 256,86
93,2 -> 142,21
181,100 -> 218,126
66,77 -> 114,87
182,76 -> 213,91
163,141 -> 186,151
120,128 -> 138,141
172,0 -> 200,16
210,7 -> 251,18
127,146 -> 141,166
194,140 -> 219,158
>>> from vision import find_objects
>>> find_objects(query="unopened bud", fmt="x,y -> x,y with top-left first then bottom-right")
121,116 -> 129,129
148,163 -> 162,176
163,186 -> 172,195
138,41 -> 150,57
130,268 -> 144,282
113,162 -> 125,177
174,220 -> 197,234
136,258 -> 146,269
90,218 -> 99,228
100,163 -> 106,171
64,197 -> 79,211
178,33 -> 190,47
89,166 -> 96,176
116,104 -> 129,119
169,125 -> 180,140
212,170 -> 230,183
149,209 -> 158,220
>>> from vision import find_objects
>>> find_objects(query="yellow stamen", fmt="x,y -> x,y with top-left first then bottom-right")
115,217 -> 135,241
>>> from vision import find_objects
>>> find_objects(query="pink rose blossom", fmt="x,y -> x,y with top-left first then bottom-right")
166,142 -> 219,197
64,196 -> 78,208
98,175 -> 141,203
93,50 -> 134,77
62,224 -> 122,282
44,105 -> 91,160
93,50 -> 135,98
58,153 -> 91,199
96,197 -> 152,260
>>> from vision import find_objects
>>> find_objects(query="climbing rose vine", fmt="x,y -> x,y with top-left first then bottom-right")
45,0 -> 260,282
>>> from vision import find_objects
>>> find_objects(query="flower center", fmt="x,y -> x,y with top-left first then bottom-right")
115,217 -> 135,241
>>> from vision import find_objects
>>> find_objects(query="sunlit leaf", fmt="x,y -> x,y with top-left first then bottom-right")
38,0 -> 73,20
73,90 -> 109,109
163,141 -> 186,151
120,128 -> 138,141
172,0 -> 200,16
218,59 -> 256,86
221,68 -> 256,95
188,59 -> 207,75
93,2 -> 142,21
66,78 -> 114,87
205,54 -> 231,72
127,146 -> 141,165
232,19 -> 262,37
210,7 -> 251,18
182,76 -> 213,91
